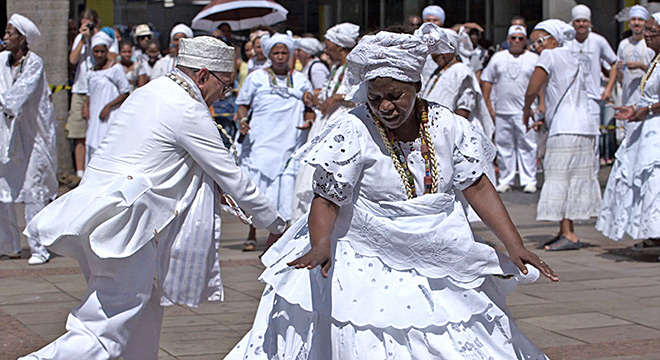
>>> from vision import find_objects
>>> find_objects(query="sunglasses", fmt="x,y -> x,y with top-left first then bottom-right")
530,35 -> 552,51
137,35 -> 151,40
510,36 -> 525,41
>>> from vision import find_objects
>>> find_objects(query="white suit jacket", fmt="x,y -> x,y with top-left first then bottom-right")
26,70 -> 285,259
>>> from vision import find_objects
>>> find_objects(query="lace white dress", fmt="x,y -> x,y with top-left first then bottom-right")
225,103 -> 548,360
596,60 -> 660,240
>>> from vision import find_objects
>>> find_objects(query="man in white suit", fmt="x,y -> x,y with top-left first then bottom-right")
20,36 -> 286,360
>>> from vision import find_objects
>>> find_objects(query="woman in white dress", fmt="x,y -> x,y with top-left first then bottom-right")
523,20 -> 601,251
597,14 -> 660,250
118,41 -> 138,91
236,33 -> 313,251
82,32 -> 130,164
291,23 -> 360,221
226,23 -> 557,360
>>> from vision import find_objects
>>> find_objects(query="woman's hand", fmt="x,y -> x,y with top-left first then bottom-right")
507,245 -> 559,282
615,105 -> 648,122
239,119 -> 250,135
82,103 -> 90,120
100,105 -> 111,121
287,245 -> 331,278
296,119 -> 313,130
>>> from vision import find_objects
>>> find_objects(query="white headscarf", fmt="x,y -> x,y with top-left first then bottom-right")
571,4 -> 591,22
8,14 -> 41,45
177,36 -> 234,73
91,31 -> 114,49
652,12 -> 660,24
324,23 -> 360,48
170,24 -> 194,43
296,37 -> 324,55
345,23 -> 452,103
422,5 -> 446,25
533,19 -> 575,47
260,32 -> 296,58
629,5 -> 650,21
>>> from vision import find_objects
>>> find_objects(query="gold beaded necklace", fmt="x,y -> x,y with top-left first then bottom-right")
640,53 -> 660,95
370,99 -> 439,199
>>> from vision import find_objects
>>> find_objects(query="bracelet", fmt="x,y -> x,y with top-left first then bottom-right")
649,104 -> 654,115
239,117 -> 248,123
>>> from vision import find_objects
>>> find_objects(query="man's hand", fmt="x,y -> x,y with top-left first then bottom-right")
239,119 -> 250,135
100,105 -> 111,121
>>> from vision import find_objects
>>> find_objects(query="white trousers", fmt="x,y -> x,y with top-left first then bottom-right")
495,114 -> 537,187
0,202 -> 49,258
19,240 -> 164,360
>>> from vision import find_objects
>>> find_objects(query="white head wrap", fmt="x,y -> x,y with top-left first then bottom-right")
533,19 -> 575,47
324,23 -> 360,48
170,24 -> 194,43
260,32 -> 296,58
508,25 -> 527,37
571,4 -> 591,22
91,31 -> 113,49
422,5 -> 446,25
177,36 -> 234,72
651,12 -> 660,24
296,37 -> 324,55
629,5 -> 650,21
345,23 -> 452,103
8,14 -> 41,45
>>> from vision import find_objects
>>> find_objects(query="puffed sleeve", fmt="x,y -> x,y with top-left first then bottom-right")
293,115 -> 366,206
450,113 -> 496,191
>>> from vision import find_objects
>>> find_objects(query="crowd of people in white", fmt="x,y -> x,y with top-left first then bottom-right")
0,2 -> 658,359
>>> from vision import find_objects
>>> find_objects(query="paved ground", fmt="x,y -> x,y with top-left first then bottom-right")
1,169 -> 659,359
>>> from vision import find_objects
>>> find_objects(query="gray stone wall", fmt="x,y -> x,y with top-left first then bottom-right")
7,0 -> 73,178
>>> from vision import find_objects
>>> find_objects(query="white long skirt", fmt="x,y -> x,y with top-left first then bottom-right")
537,134 -> 601,221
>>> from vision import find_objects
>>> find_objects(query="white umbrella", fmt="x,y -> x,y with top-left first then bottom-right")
191,0 -> 288,32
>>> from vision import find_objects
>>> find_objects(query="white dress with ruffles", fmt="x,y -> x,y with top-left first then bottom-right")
596,62 -> 660,241
225,103 -> 548,360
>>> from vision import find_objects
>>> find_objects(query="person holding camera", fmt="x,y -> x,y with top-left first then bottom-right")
66,9 -> 100,180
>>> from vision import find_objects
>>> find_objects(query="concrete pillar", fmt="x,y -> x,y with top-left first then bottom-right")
7,0 -> 73,179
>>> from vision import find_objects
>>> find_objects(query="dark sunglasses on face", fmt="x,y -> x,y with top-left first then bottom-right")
510,36 -> 525,41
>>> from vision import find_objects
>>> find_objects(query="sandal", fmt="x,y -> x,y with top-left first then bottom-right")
242,239 -> 257,252
542,235 -> 561,247
631,239 -> 660,252
545,236 -> 581,251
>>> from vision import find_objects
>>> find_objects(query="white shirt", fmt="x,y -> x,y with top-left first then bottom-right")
150,54 -> 177,81
301,58 -> 330,90
481,50 -> 538,115
565,32 -> 617,102
536,47 -> 594,136
0,51 -> 58,204
617,36 -> 656,106
70,33 -> 95,94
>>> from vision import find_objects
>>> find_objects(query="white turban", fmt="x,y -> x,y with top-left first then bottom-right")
629,5 -> 650,21
170,24 -> 194,43
260,32 -> 296,58
345,23 -> 452,103
296,37 -> 324,55
572,4 -> 591,22
422,5 -> 446,25
324,23 -> 360,48
91,31 -> 114,49
177,36 -> 234,73
534,19 -> 575,47
653,12 -> 660,24
8,14 -> 41,45
508,25 -> 527,37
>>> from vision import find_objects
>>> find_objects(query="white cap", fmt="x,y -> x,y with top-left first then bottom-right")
571,4 -> 591,22
177,36 -> 234,73
422,5 -> 446,25
508,25 -> 526,37
8,14 -> 41,45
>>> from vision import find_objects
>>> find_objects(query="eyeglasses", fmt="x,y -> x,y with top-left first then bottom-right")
644,28 -> 660,36
530,35 -> 551,51
209,71 -> 233,94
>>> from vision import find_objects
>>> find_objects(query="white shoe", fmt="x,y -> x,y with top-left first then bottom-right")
27,254 -> 49,265
523,184 -> 537,193
496,184 -> 512,193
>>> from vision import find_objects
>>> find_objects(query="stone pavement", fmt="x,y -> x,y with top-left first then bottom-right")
1,177 -> 659,359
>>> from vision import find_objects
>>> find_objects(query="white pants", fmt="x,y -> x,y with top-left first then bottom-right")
495,114 -> 537,187
19,240 -> 163,360
0,202 -> 49,258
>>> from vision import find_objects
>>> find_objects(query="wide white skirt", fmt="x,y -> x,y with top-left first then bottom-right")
224,218 -> 548,360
